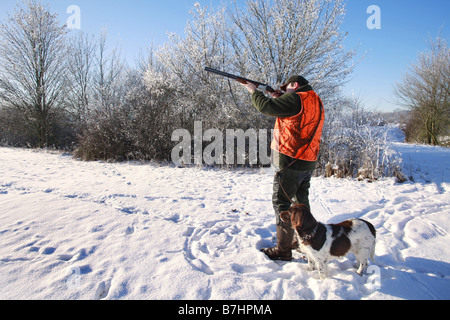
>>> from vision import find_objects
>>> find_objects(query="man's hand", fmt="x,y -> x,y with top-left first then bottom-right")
242,82 -> 257,94
270,91 -> 283,98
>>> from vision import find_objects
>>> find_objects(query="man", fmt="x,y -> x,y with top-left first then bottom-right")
242,76 -> 325,261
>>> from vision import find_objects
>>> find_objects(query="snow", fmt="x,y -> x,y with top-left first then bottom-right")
0,126 -> 449,300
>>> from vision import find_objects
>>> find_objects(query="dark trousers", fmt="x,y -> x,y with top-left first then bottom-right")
272,169 -> 313,227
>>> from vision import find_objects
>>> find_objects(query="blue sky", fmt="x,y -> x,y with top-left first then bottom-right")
0,0 -> 448,112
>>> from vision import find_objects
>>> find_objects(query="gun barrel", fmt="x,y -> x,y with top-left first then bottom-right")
204,67 -> 238,80
204,67 -> 280,94
205,67 -> 267,87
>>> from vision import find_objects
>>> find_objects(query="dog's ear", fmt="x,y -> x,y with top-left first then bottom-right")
280,211 -> 291,223
295,204 -> 317,230
290,205 -> 304,229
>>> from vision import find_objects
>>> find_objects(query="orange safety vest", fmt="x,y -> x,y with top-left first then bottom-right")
271,91 -> 325,162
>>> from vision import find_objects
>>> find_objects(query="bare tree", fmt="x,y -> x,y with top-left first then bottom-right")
65,30 -> 126,130
93,30 -> 126,116
67,31 -> 96,128
395,36 -> 449,145
0,0 -> 68,148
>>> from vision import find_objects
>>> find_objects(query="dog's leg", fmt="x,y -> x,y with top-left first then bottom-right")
357,239 -> 377,275
356,260 -> 368,276
314,254 -> 329,280
307,256 -> 315,271
317,261 -> 328,280
370,239 -> 376,262
300,244 -> 315,271
355,249 -> 370,276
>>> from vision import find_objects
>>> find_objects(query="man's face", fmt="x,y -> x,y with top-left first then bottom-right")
285,82 -> 298,93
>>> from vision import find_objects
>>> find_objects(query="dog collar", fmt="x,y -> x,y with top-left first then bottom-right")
301,224 -> 319,241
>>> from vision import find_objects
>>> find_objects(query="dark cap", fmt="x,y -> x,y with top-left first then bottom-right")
280,75 -> 309,91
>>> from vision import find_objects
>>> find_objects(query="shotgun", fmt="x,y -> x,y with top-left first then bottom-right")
205,67 -> 283,96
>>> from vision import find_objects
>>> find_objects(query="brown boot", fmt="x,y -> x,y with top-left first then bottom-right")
261,225 -> 294,261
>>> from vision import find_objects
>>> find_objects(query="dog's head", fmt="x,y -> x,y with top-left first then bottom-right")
280,204 -> 316,231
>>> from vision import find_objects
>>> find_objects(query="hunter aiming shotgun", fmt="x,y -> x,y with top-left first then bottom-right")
205,67 -> 284,96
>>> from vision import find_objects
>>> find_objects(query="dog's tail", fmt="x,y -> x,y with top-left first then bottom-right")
361,219 -> 377,238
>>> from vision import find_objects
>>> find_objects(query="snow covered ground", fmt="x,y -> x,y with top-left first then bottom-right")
0,126 -> 449,300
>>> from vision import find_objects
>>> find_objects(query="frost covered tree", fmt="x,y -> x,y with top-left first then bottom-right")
147,0 -> 356,128
395,36 -> 449,146
228,0 -> 356,100
146,3 -> 250,131
0,0 -> 69,148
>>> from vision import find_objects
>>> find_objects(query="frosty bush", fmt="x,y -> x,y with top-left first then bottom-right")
75,67 -> 182,162
317,96 -> 401,180
74,112 -> 129,161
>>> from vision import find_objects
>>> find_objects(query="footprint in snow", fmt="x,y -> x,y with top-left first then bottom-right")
125,226 -> 135,235
42,247 -> 56,255
164,214 -> 181,223
58,254 -> 74,261
94,281 -> 111,300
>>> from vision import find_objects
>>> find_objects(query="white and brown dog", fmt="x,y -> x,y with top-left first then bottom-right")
280,204 -> 376,279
